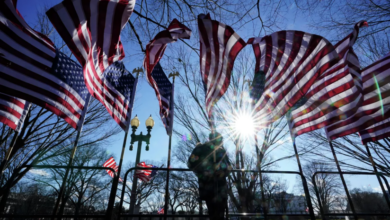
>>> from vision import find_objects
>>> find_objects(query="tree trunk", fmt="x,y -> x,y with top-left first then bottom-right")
58,191 -> 71,216
74,192 -> 84,219
0,183 -> 11,214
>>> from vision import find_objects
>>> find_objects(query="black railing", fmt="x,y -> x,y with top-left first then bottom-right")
119,167 -> 313,219
1,165 -> 390,219
1,164 -> 117,219
311,171 -> 390,219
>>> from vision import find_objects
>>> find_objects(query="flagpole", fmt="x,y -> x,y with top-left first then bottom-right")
291,138 -> 316,220
163,71 -> 178,219
328,141 -> 358,220
107,72 -> 140,219
0,129 -> 20,214
254,134 -> 267,219
0,102 -> 31,179
52,94 -> 91,217
364,144 -> 390,209
106,131 -> 129,217
0,131 -> 19,179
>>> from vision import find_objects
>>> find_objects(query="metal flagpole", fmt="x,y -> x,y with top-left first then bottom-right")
254,134 -> 267,219
0,102 -> 31,214
364,144 -> 390,209
328,141 -> 358,220
106,131 -> 128,217
0,102 -> 31,178
52,94 -> 91,217
0,130 -> 20,214
0,131 -> 19,178
128,133 -> 143,217
291,138 -> 316,220
106,70 -> 140,219
163,71 -> 178,219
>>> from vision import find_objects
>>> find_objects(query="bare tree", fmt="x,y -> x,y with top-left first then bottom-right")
349,187 -> 389,214
0,99 -> 121,213
117,160 -> 165,213
30,143 -> 114,216
303,160 -> 344,213
294,0 -> 390,65
171,48 -> 299,217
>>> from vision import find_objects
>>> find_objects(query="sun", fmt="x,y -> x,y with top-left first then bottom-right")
232,111 -> 256,140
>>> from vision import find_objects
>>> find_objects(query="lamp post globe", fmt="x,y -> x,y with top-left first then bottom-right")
131,115 -> 140,129
145,115 -> 155,129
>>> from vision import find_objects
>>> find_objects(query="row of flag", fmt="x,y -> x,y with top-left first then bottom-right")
103,158 -> 158,183
196,12 -> 390,144
246,20 -> 390,144
0,0 -> 189,137
1,0 -> 390,155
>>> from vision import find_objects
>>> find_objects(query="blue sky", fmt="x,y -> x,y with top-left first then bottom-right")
15,0 -> 387,198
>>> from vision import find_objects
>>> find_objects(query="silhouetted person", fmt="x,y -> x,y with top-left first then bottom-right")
187,132 -> 231,219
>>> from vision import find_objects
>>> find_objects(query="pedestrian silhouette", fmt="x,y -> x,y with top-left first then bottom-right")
188,132 -> 231,219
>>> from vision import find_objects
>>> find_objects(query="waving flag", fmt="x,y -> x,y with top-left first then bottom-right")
247,30 -> 339,127
135,162 -> 158,182
359,117 -> 390,144
286,97 -> 308,137
198,14 -> 246,120
326,53 -> 390,141
144,18 -> 191,74
249,71 -> 267,107
103,157 -> 123,182
289,21 -> 367,137
47,0 -> 136,130
157,207 -> 164,214
102,61 -> 138,127
144,19 -> 190,135
0,0 -> 89,129
148,63 -> 173,135
0,93 -> 30,132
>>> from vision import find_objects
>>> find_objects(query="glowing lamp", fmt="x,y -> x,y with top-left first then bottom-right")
130,115 -> 140,128
145,115 -> 155,129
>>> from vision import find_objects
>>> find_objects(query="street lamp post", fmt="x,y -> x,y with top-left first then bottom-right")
128,115 -> 155,216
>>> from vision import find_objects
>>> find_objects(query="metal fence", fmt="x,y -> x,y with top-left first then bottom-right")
1,165 -> 390,219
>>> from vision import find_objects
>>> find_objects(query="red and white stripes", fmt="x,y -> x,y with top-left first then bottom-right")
198,13 -> 246,119
0,0 -> 87,129
47,0 -> 136,130
144,19 -> 191,75
289,21 -> 368,137
326,53 -> 390,141
103,157 -> 122,181
0,93 -> 30,132
247,31 -> 339,128
144,19 -> 191,135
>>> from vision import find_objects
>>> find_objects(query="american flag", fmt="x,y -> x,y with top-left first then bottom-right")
359,117 -> 390,144
103,157 -> 123,182
326,53 -> 390,141
0,93 -> 30,132
148,63 -> 173,135
289,21 -> 367,137
102,61 -> 138,126
47,0 -> 136,131
249,71 -> 266,129
198,13 -> 246,120
135,162 -> 158,182
286,97 -> 308,137
157,207 -> 164,214
0,0 -> 89,130
247,30 -> 339,127
249,71 -> 266,106
144,19 -> 190,135
144,18 -> 191,75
